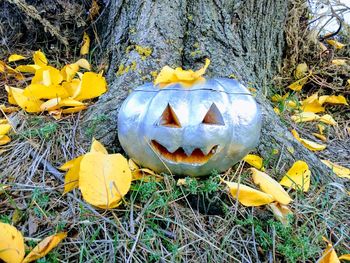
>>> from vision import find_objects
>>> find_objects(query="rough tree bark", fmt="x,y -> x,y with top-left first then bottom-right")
82,0 -> 332,181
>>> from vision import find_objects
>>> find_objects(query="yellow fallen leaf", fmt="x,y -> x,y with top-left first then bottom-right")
0,119 -> 8,124
177,179 -> 187,186
15,64 -> 40,73
268,202 -> 293,225
0,124 -> 11,135
6,86 -> 43,113
79,152 -> 132,209
62,79 -> 81,97
291,112 -> 319,123
63,156 -> 83,194
75,58 -> 91,71
23,84 -> 69,100
0,104 -> 19,113
31,66 -> 63,86
319,95 -> 348,106
22,232 -> 67,263
332,59 -> 346,66
243,154 -> 264,170
223,180 -> 274,206
90,138 -> 108,154
339,254 -> 350,261
294,63 -> 308,79
73,72 -> 107,100
80,32 -> 90,55
59,157 -> 79,171
319,114 -> 337,126
155,59 -> 210,88
326,39 -> 345,49
271,93 -> 289,102
273,107 -> 280,115
250,168 -> 292,205
128,159 -> 139,171
128,159 -> 162,181
319,237 -> 340,263
0,222 -> 25,263
8,54 -> 26,62
0,135 -> 11,145
61,105 -> 87,114
33,50 -> 48,67
321,160 -> 350,179
292,129 -> 327,151
40,98 -> 61,111
301,93 -> 325,113
318,124 -> 326,135
58,98 -> 85,107
288,75 -> 309,91
61,63 -> 79,82
280,160 -> 311,192
312,133 -> 327,142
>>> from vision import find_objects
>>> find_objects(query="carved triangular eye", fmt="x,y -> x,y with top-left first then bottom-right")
202,103 -> 225,125
158,104 -> 181,128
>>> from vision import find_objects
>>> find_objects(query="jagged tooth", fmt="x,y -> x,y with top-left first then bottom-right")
183,146 -> 195,156
201,145 -> 215,155
163,143 -> 178,153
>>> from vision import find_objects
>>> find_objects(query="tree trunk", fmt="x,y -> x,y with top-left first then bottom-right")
83,0 -> 332,180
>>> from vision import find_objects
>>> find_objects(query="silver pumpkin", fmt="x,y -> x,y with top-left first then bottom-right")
118,78 -> 262,176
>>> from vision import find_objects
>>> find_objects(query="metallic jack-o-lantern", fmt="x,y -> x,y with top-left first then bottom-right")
118,78 -> 262,176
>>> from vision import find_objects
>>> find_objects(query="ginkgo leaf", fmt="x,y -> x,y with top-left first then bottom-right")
318,124 -> 326,135
63,156 -> 83,194
61,106 -> 87,114
73,72 -> 107,100
90,138 -> 108,154
243,154 -> 264,170
294,63 -> 308,79
291,129 -> 327,151
22,232 -> 67,263
331,59 -> 346,66
61,63 -> 79,82
288,75 -> 309,91
62,79 -> 81,97
80,32 -> 90,55
75,58 -> 91,71
155,59 -> 210,88
326,39 -> 345,49
319,237 -> 340,263
0,124 -> 11,135
271,93 -> 289,102
280,160 -> 311,192
268,202 -> 293,225
6,86 -> 43,113
31,66 -> 63,86
312,133 -> 327,142
8,54 -> 26,62
15,65 -> 41,73
321,160 -> 350,179
0,222 -> 25,263
23,84 -> 69,100
291,112 -> 319,123
319,114 -> 337,126
301,93 -> 325,113
339,255 -> 350,261
0,104 -> 19,113
58,98 -> 85,107
223,180 -> 274,206
40,98 -> 61,111
79,152 -> 132,209
319,95 -> 348,106
33,50 -> 48,67
0,135 -> 11,145
250,168 -> 292,205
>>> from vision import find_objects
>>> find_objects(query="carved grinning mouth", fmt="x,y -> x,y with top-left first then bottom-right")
151,140 -> 218,164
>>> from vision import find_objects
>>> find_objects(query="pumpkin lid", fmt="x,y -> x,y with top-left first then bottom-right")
134,78 -> 253,95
